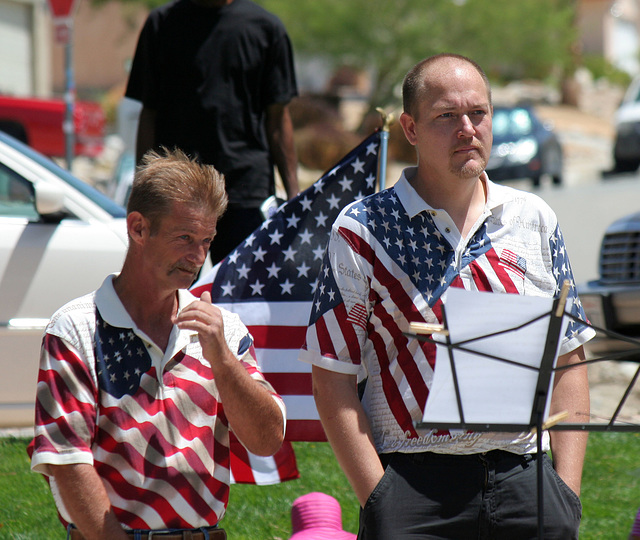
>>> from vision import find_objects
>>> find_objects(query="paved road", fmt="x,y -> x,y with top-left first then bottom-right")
534,173 -> 640,285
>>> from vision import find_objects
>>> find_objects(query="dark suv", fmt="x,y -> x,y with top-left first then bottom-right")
578,211 -> 640,356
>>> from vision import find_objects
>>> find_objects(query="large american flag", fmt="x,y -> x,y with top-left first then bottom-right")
191,131 -> 381,482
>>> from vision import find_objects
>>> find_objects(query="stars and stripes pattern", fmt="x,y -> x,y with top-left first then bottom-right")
31,301 -> 240,528
499,248 -> 527,279
190,131 -> 381,481
346,303 -> 368,331
95,313 -> 151,398
301,180 -> 593,453
304,189 -> 495,443
94,312 -> 298,488
549,224 -> 587,341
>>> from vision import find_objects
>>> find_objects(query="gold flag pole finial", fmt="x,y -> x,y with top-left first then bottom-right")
376,107 -> 395,132
375,107 -> 394,191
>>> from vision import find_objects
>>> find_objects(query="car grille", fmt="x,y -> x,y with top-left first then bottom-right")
600,231 -> 640,283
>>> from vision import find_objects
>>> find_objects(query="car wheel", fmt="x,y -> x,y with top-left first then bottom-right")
0,121 -> 28,144
614,157 -> 640,173
531,174 -> 541,188
542,143 -> 563,186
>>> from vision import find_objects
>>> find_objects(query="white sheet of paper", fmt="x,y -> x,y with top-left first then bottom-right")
421,288 -> 569,426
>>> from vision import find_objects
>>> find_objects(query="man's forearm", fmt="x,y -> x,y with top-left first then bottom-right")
50,463 -> 129,540
549,346 -> 590,495
136,106 -> 157,165
266,103 -> 299,198
312,366 -> 384,507
212,351 -> 285,457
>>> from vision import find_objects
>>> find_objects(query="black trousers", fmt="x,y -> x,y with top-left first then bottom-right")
209,205 -> 265,265
358,451 -> 581,540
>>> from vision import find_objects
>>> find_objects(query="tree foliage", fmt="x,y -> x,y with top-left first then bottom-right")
255,0 -> 577,112
114,0 -> 578,113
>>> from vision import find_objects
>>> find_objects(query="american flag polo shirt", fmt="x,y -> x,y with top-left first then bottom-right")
299,168 -> 594,456
31,275 -> 285,530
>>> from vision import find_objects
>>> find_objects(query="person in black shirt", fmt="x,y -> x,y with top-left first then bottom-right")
126,0 -> 299,264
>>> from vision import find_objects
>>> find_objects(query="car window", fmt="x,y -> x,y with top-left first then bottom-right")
0,163 -> 38,220
493,108 -> 533,137
0,131 -> 126,218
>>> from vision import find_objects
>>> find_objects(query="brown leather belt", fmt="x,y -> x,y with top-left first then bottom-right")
69,526 -> 226,540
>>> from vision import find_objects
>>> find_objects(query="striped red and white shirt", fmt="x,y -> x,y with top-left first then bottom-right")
300,169 -> 594,456
30,275 -> 285,530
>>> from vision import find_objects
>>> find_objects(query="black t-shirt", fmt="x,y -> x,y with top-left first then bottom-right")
125,0 -> 297,206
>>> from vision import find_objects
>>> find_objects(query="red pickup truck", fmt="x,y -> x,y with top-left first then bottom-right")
0,95 -> 105,158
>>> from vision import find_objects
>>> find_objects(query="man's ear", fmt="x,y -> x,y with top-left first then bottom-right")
399,112 -> 417,146
126,211 -> 149,245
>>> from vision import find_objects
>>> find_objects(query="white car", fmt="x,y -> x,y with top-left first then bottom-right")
0,131 -> 128,427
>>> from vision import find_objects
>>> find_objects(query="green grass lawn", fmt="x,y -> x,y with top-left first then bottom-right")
1,433 -> 638,539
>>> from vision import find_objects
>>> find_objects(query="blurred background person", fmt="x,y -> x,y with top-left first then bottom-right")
126,0 -> 299,265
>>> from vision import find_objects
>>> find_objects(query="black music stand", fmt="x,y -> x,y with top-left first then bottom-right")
406,282 -> 640,539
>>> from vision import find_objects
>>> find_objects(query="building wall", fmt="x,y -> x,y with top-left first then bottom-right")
578,0 -> 609,56
0,0 -> 50,97
578,0 -> 640,75
50,0 -> 147,99
609,0 -> 640,74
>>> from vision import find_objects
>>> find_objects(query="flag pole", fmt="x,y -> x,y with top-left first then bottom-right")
375,107 -> 394,191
